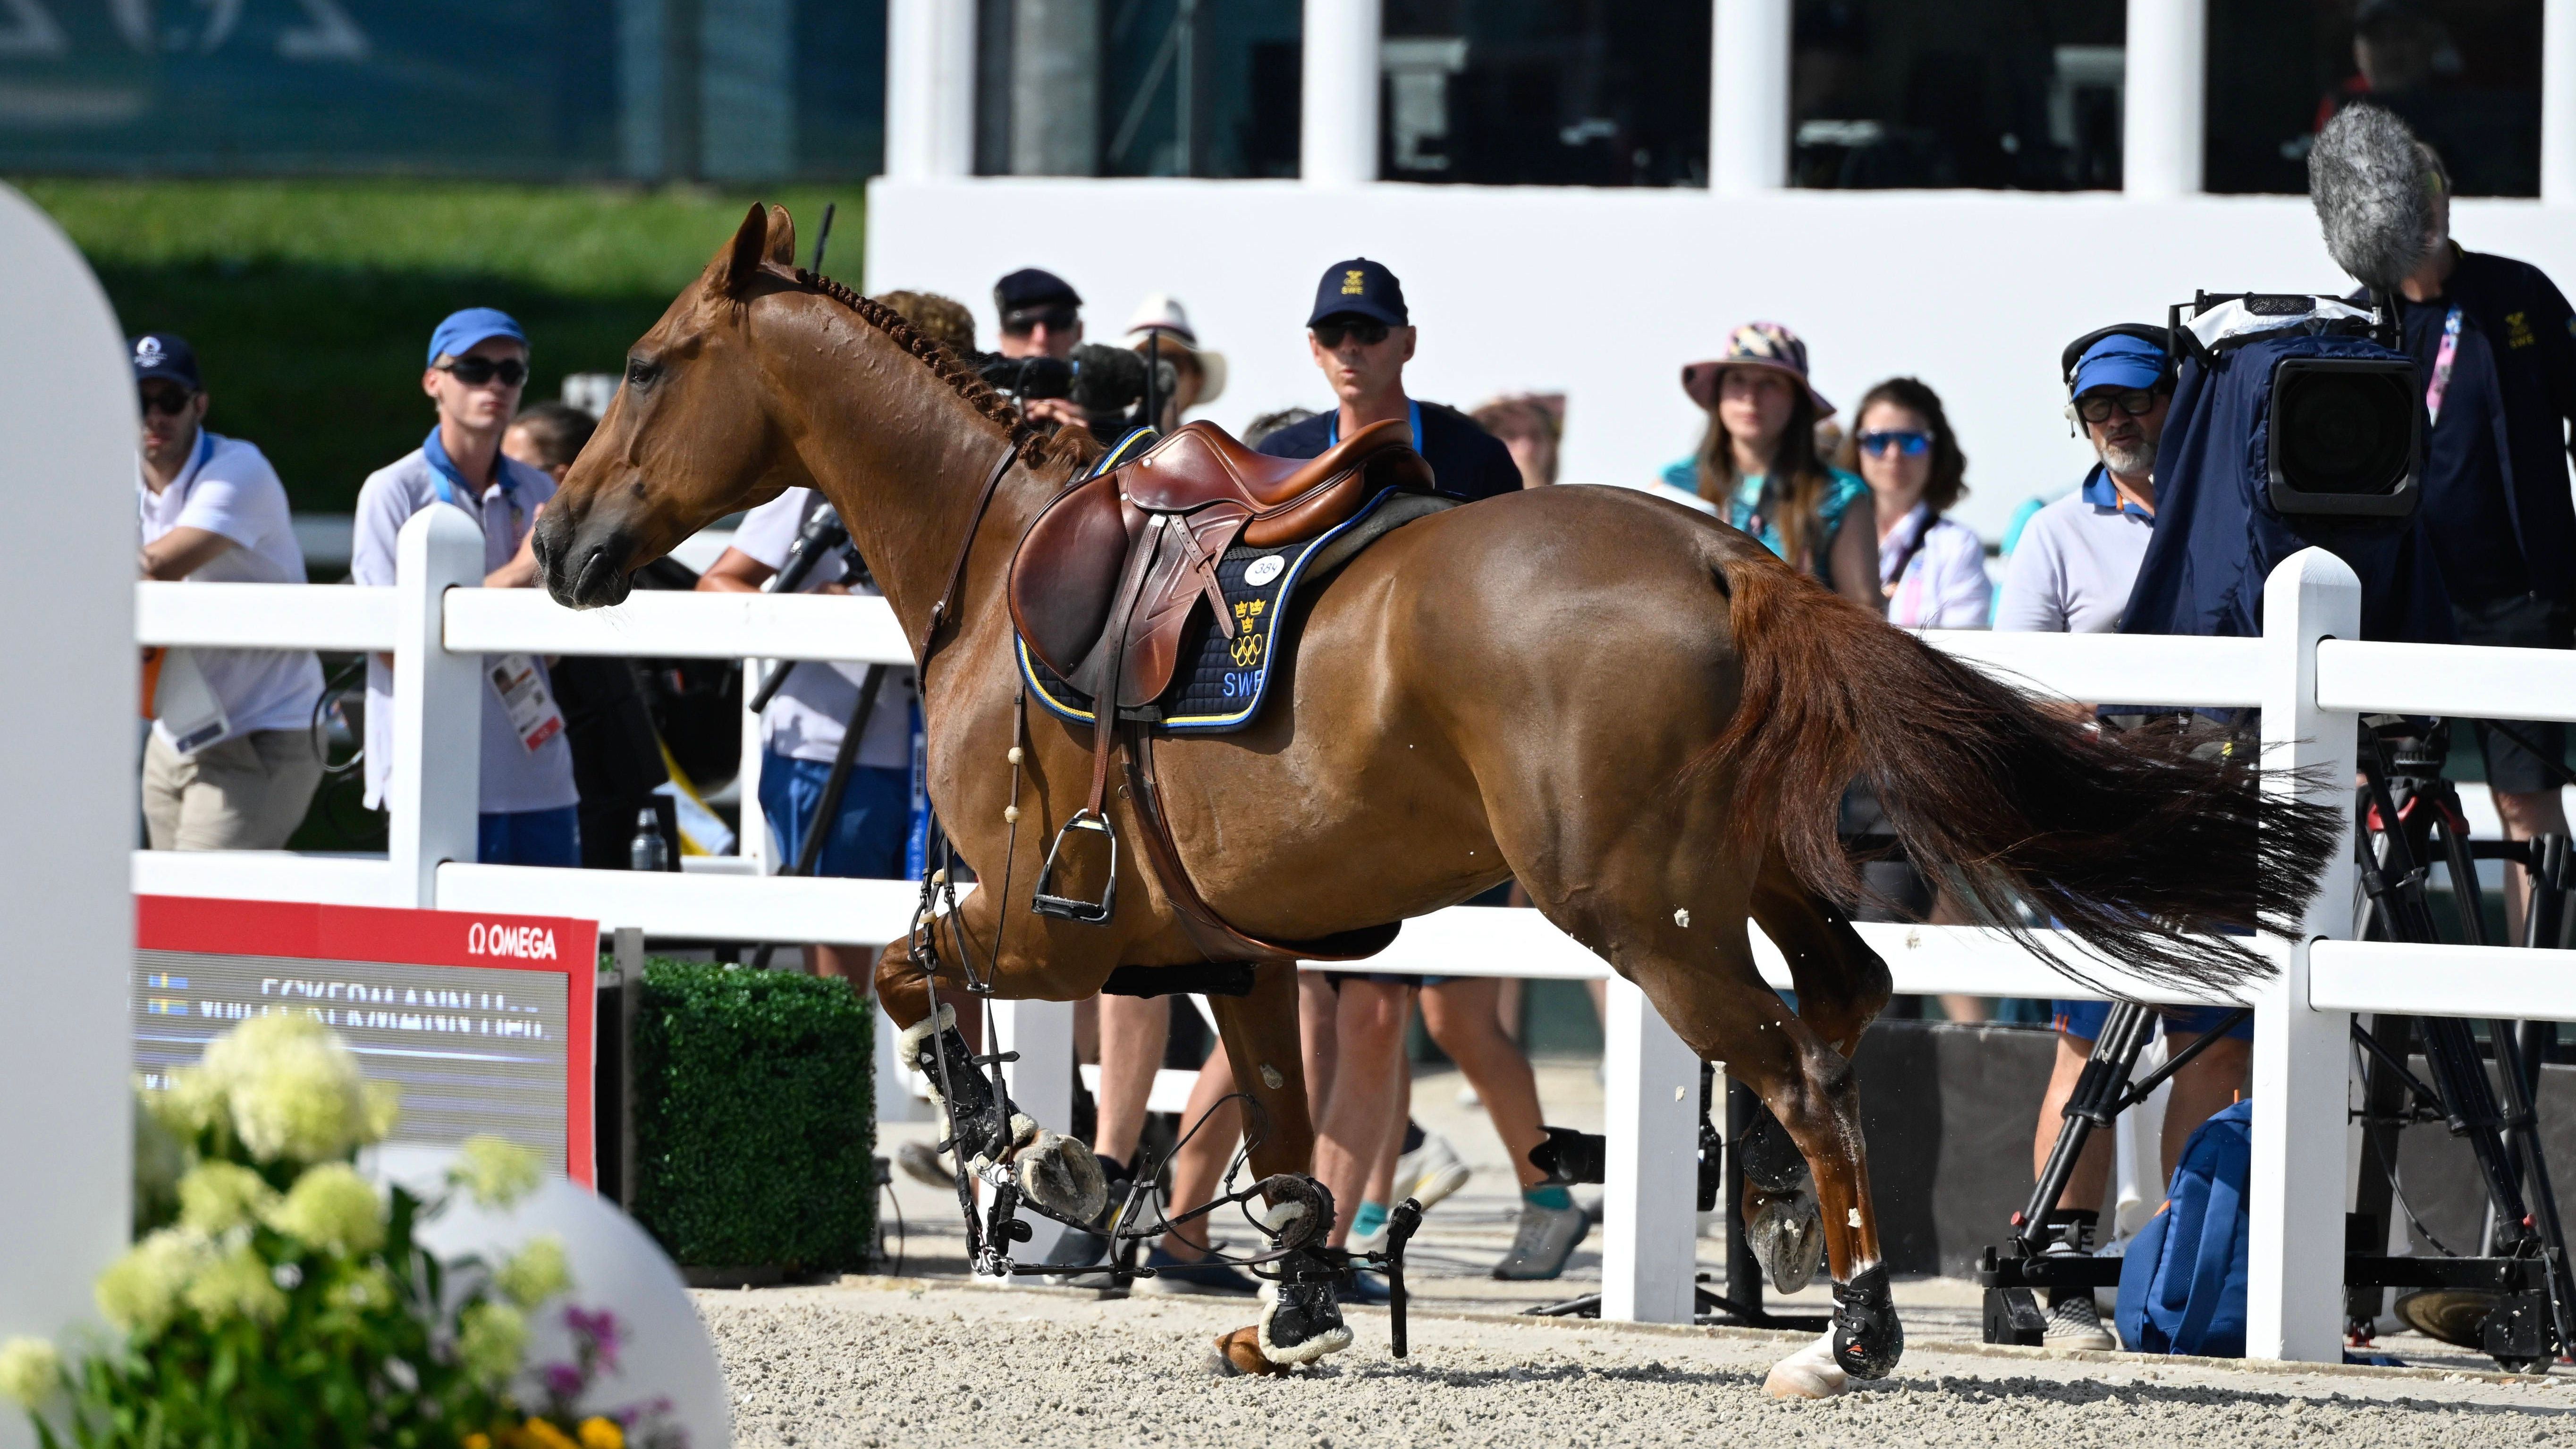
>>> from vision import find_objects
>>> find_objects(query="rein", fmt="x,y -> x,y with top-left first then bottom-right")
915,435 -> 1025,666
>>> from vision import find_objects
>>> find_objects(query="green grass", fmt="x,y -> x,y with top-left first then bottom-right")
14,178 -> 861,512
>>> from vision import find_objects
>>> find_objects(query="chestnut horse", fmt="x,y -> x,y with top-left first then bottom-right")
536,206 -> 2336,1392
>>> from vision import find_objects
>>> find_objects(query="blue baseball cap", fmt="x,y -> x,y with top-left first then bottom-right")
2069,332 -> 2169,397
131,332 -> 200,389
1308,258 -> 1409,329
426,307 -> 527,367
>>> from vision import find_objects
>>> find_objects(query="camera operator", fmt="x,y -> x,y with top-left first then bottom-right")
992,268 -> 1088,433
2369,130 -> 2576,932
1998,325 -> 2250,1351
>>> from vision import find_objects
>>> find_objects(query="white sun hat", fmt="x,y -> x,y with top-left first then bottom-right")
1120,293 -> 1227,406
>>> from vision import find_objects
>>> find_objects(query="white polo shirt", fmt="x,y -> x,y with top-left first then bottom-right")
1996,468 -> 2154,634
350,439 -> 578,815
137,430 -> 324,744
732,488 -> 916,771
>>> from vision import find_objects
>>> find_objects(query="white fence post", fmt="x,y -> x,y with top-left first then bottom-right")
1600,976 -> 1701,1322
992,996 -> 1078,1263
2246,547 -> 2361,1362
391,508 -> 487,908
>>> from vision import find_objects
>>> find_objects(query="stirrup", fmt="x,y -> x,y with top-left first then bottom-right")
1032,809 -> 1118,924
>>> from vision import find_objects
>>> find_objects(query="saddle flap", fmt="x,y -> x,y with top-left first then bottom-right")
1007,472 -> 1133,680
1069,505 -> 1250,708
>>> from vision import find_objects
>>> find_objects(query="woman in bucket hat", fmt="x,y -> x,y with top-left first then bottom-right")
1658,321 -> 1880,611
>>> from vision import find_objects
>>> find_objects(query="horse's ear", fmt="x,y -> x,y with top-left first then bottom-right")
762,204 -> 796,266
720,202 -> 769,296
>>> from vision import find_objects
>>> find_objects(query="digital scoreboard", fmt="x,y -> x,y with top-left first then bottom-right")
135,896 -> 597,1186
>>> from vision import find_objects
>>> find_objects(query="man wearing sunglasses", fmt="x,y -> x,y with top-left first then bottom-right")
1995,329 -> 2173,633
992,268 -> 1089,432
134,332 -> 325,851
1253,257 -> 1520,504
350,308 -> 580,867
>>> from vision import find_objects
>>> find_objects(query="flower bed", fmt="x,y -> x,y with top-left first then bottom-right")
630,962 -> 877,1275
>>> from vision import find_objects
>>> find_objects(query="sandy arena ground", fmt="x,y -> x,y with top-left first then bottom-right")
690,1061 -> 2576,1446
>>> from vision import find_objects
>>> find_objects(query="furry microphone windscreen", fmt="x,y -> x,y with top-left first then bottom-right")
2309,104 -> 2435,293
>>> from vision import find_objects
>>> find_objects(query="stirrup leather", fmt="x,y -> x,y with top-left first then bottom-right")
1031,809 -> 1118,923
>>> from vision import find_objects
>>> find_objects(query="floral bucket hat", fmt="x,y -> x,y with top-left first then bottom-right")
1681,321 -> 1835,418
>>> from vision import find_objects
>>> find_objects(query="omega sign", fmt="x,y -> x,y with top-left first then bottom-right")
469,920 -> 561,960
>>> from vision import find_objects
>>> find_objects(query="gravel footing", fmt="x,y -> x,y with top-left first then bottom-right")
699,1282 -> 2576,1448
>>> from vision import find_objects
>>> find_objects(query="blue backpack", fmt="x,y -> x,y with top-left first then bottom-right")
2116,1099 -> 2253,1357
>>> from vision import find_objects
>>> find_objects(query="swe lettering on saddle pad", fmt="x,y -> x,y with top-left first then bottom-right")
1018,485 -> 1412,733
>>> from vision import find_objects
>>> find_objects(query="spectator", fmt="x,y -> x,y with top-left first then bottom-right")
2372,137 -> 2576,943
872,290 -> 976,355
1662,323 -> 1880,611
351,308 -> 579,865
1122,294 -> 1228,433
502,403 -> 670,872
1834,377 -> 1988,1020
993,268 -> 1088,432
1470,393 -> 1563,489
1254,258 -> 1522,502
133,332 -> 324,851
1999,325 -> 2248,1351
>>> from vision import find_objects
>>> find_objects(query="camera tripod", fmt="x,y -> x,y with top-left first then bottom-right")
1982,719 -> 2576,1372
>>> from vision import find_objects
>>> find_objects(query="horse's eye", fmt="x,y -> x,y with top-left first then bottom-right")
625,357 -> 660,389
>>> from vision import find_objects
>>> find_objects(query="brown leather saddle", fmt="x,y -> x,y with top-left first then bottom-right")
1002,419 -> 1433,949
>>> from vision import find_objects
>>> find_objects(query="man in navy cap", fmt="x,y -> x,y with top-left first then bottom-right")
1254,258 -> 1521,503
349,307 -> 580,866
993,268 -> 1089,431
134,331 -> 325,851
1997,323 -> 2248,1352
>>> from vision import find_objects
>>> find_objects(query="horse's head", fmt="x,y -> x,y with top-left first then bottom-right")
535,202 -> 802,608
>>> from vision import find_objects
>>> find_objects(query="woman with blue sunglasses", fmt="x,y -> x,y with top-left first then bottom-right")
1836,377 -> 1990,630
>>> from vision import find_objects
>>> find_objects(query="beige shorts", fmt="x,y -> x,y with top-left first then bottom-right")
141,726 -> 325,851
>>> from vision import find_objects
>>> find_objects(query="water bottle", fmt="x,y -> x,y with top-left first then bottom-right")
629,806 -> 669,873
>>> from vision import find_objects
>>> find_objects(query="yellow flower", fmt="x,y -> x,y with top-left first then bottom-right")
0,1337 -> 62,1408
95,1229 -> 210,1338
517,1419 -> 577,1449
456,1302 -> 527,1389
266,1163 -> 387,1257
206,1011 -> 375,1164
575,1418 -> 624,1449
182,1245 -> 288,1327
494,1236 -> 571,1309
177,1162 -> 280,1236
461,1436 -> 493,1449
452,1136 -> 544,1209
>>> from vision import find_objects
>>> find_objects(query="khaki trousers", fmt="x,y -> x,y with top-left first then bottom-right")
142,727 -> 324,851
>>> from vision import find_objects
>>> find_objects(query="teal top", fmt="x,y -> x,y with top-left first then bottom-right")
1657,457 -> 1869,576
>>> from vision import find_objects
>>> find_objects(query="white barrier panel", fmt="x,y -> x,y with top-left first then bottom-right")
135,579 -> 398,652
2311,939 -> 2576,1022
439,864 -> 923,946
445,587 -> 914,665
1919,629 -> 2267,709
132,850 -> 402,909
2318,639 -> 2576,725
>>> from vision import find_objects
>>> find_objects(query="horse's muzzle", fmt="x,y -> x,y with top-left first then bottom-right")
534,509 -> 636,610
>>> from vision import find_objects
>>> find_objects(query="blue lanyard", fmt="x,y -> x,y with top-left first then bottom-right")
422,427 -> 521,533
1326,399 -> 1423,452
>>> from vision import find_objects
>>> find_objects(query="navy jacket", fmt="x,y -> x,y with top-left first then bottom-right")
1256,400 -> 1523,503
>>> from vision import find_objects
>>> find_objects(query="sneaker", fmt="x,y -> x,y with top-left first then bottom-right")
1491,1200 -> 1592,1281
1140,1244 -> 1260,1297
1047,1226 -> 1109,1268
2043,1293 -> 2116,1351
894,1140 -> 953,1190
1338,1267 -> 1392,1306
1395,1132 -> 1471,1213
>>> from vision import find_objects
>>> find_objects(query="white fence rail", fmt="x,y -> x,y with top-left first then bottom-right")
132,507 -> 2576,1361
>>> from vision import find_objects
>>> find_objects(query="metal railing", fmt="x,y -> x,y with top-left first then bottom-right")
133,505 -> 2576,1360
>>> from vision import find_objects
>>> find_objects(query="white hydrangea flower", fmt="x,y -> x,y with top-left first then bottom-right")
494,1235 -> 571,1309
177,1162 -> 280,1236
204,1012 -> 372,1165
0,1337 -> 61,1409
94,1229 -> 212,1339
265,1163 -> 387,1257
450,1136 -> 543,1209
183,1245 -> 288,1327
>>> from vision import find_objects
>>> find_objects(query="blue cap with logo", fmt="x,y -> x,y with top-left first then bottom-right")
426,307 -> 528,367
2069,332 -> 2169,397
1308,258 -> 1409,329
131,333 -> 201,389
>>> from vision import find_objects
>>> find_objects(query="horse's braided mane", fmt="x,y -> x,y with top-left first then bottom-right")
791,266 -> 1092,473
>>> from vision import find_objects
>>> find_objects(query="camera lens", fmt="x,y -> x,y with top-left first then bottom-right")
2274,364 -> 2411,497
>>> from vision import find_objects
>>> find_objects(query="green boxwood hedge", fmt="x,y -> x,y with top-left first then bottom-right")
631,960 -> 876,1272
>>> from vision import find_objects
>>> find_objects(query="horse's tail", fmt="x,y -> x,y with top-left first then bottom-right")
1700,549 -> 2341,993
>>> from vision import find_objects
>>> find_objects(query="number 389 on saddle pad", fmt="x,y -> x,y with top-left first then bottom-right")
1006,420 -> 1453,734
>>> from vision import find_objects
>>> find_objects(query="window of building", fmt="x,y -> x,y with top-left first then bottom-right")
1791,0 -> 2126,190
1378,0 -> 1709,186
2207,0 -> 2539,196
974,0 -> 1301,177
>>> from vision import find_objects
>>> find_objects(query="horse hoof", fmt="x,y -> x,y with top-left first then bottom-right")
1745,1187 -> 1824,1295
1257,1267 -> 1352,1365
1211,1326 -> 1285,1377
1014,1128 -> 1107,1224
1831,1264 -> 1904,1380
1762,1330 -> 1850,1400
